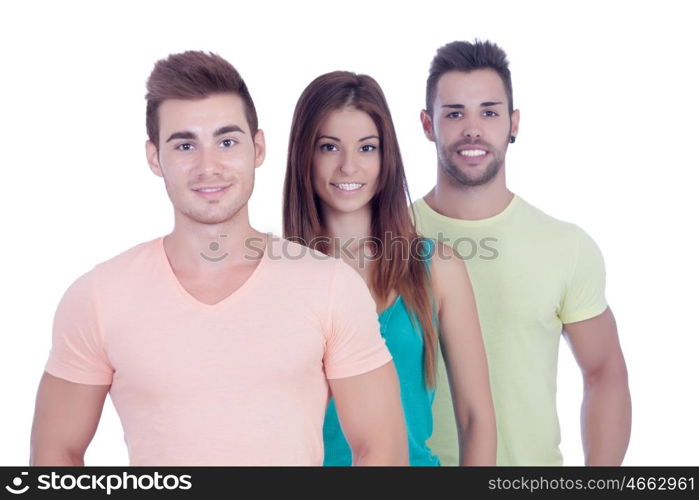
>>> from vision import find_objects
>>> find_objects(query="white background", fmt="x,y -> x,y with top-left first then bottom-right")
1,0 -> 697,466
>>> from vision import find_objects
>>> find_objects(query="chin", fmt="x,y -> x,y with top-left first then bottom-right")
448,163 -> 502,187
183,206 -> 245,225
333,202 -> 372,216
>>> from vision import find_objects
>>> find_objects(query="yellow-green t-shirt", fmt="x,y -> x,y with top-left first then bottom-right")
412,195 -> 608,466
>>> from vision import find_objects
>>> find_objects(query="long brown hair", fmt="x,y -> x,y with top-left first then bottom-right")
283,71 -> 438,388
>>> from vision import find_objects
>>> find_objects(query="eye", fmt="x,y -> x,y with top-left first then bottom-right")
220,138 -> 237,148
446,111 -> 463,119
360,144 -> 378,153
319,143 -> 339,152
176,143 -> 194,151
483,110 -> 499,117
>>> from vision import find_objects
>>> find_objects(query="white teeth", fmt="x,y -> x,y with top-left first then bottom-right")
335,183 -> 363,191
197,187 -> 224,193
459,149 -> 487,157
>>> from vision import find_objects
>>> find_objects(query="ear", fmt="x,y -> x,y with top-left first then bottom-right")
253,129 -> 266,168
420,109 -> 435,142
145,140 -> 163,178
510,109 -> 520,140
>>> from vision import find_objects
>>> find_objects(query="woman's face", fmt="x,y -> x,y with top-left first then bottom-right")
312,107 -> 381,218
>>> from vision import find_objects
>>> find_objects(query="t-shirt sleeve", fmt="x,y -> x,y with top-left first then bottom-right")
558,226 -> 609,324
45,270 -> 114,385
323,259 -> 392,379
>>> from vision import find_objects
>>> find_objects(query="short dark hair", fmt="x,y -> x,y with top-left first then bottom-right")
426,40 -> 513,114
145,51 -> 258,146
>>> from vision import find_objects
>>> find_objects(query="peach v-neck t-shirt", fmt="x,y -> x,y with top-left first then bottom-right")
45,235 -> 392,465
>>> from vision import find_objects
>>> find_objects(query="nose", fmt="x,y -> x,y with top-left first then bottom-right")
338,150 -> 359,176
197,146 -> 223,177
461,115 -> 482,139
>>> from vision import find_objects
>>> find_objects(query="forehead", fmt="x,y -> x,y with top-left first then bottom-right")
318,107 -> 378,136
157,93 -> 248,136
434,69 -> 508,105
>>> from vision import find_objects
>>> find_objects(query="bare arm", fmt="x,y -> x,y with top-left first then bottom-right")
431,243 -> 496,465
30,372 -> 110,466
563,307 -> 631,465
329,361 -> 408,466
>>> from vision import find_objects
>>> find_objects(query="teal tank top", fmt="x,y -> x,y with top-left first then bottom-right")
322,238 -> 440,466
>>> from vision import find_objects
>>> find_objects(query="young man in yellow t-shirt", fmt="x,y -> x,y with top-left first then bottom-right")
414,40 -> 631,466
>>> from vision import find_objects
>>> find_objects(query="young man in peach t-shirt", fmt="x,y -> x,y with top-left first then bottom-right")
29,51 -> 407,466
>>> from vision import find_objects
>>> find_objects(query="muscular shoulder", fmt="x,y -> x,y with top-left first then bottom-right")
518,197 -> 587,241
91,238 -> 161,277
265,236 -> 344,295
269,237 -> 338,271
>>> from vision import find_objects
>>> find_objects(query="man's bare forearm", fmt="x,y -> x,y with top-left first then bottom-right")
30,449 -> 85,466
458,414 -> 497,465
582,365 -> 631,465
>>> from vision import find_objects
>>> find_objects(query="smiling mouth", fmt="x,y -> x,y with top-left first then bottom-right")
192,184 -> 232,199
331,183 -> 365,192
458,149 -> 487,157
193,185 -> 231,192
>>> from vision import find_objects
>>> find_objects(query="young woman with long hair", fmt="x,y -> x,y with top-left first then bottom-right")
283,71 -> 495,466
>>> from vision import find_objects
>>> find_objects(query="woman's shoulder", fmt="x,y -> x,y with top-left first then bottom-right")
419,237 -> 460,265
415,236 -> 435,261
410,236 -> 463,274
426,239 -> 471,301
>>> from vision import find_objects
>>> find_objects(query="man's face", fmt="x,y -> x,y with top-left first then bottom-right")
422,69 -> 519,187
146,93 -> 265,225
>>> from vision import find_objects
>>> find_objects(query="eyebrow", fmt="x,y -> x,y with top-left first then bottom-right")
441,101 -> 504,109
165,125 -> 244,143
214,125 -> 244,136
317,135 -> 379,142
166,131 -> 196,143
318,135 -> 340,142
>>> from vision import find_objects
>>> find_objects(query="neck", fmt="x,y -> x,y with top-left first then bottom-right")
322,205 -> 373,255
425,165 -> 514,220
164,206 -> 266,275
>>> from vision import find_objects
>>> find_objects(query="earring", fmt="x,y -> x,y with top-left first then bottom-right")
510,136 -> 516,144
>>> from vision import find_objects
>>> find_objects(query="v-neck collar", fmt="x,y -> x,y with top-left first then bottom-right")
156,234 -> 272,310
